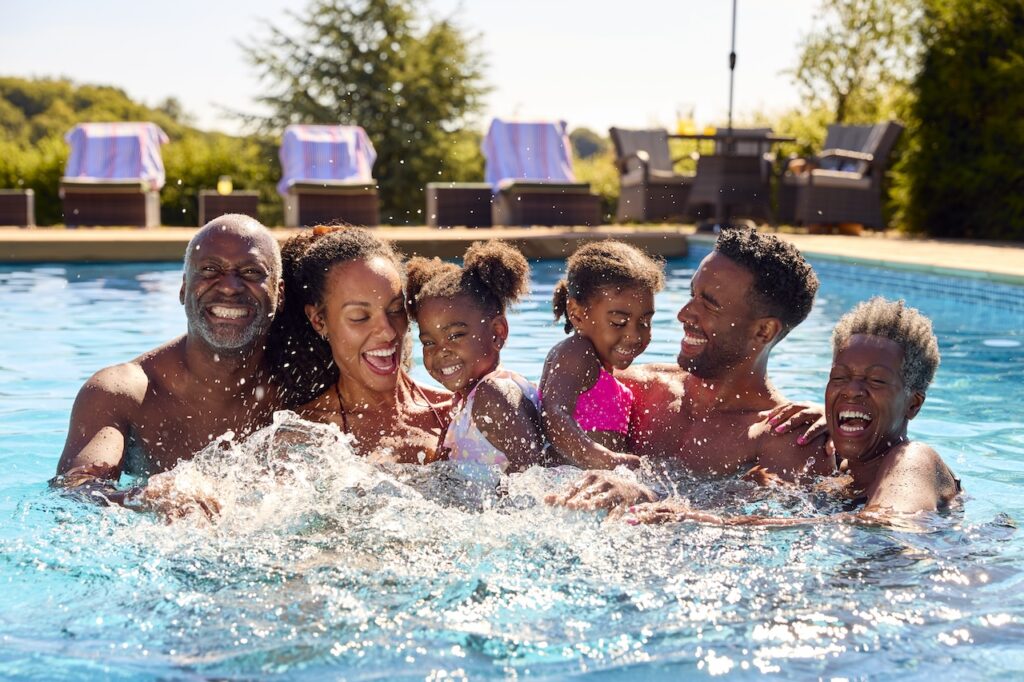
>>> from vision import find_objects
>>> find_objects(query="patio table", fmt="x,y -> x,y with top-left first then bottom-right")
672,132 -> 795,229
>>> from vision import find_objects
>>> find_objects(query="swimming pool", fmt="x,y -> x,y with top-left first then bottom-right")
1,245 -> 1022,680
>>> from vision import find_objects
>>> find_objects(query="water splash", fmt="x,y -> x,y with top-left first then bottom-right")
2,412 -> 1019,679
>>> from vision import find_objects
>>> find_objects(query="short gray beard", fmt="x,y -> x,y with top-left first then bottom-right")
186,300 -> 270,354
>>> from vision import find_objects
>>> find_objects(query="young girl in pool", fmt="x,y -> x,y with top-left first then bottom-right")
540,240 -> 664,469
406,241 -> 546,472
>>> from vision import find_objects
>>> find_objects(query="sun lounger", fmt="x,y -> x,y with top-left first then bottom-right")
278,125 -> 380,227
60,122 -> 168,227
481,119 -> 601,226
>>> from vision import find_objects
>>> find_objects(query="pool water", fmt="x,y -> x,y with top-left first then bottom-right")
1,246 -> 1022,680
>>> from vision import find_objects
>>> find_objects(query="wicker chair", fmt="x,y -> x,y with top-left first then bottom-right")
778,122 -> 904,230
609,127 -> 694,223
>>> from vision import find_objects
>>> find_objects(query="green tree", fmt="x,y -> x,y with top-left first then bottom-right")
569,127 -> 608,160
791,0 -> 919,123
904,0 -> 1024,240
242,0 -> 488,223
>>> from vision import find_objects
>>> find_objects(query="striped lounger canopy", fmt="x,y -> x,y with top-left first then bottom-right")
278,124 -> 380,227
481,118 -> 600,227
60,122 -> 169,227
427,119 -> 601,228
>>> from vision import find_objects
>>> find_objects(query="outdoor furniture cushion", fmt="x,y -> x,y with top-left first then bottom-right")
277,125 -> 377,195
63,122 -> 169,190
482,119 -> 577,186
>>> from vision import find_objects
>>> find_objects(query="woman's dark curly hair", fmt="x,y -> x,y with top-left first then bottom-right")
553,240 -> 664,333
714,228 -> 819,340
405,240 -> 530,321
267,225 -> 404,407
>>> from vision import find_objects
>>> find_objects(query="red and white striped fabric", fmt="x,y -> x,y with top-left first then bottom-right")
277,124 -> 377,196
63,122 -> 169,191
482,119 -> 576,189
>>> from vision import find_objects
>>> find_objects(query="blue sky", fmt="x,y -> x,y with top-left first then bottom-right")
1,0 -> 821,135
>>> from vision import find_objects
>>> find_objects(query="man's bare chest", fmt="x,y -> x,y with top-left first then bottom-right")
631,400 -> 766,474
130,395 -> 271,473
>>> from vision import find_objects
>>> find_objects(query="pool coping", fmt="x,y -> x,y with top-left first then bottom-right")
686,232 -> 1024,286
0,225 -> 689,263
2,226 -> 1023,286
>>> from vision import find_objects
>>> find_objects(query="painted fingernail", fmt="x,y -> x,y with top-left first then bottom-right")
774,425 -> 786,433
797,436 -> 808,445
626,518 -> 638,525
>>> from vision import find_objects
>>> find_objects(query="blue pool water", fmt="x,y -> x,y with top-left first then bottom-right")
1,245 -> 1022,680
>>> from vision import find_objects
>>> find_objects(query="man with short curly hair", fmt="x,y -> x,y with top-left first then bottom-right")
627,297 -> 961,527
549,229 -> 832,513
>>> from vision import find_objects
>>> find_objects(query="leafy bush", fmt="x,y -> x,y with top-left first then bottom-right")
903,0 -> 1024,239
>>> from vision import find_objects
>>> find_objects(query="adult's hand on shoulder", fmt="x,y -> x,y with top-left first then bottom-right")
545,470 -> 657,514
765,402 -> 829,446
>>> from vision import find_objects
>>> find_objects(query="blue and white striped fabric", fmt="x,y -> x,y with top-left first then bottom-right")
277,124 -> 377,196
63,122 -> 169,191
482,119 -> 576,189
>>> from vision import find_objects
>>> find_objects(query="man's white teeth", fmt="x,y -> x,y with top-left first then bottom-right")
684,334 -> 707,345
440,363 -> 463,376
839,410 -> 872,422
365,347 -> 396,357
210,306 -> 248,319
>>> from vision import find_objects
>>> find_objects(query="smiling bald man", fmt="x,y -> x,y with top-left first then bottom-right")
53,214 -> 284,506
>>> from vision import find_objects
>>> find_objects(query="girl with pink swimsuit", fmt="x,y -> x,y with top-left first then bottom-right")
539,241 -> 665,469
406,241 -> 546,472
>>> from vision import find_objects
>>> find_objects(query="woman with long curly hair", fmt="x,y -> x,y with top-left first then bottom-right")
268,226 -> 450,463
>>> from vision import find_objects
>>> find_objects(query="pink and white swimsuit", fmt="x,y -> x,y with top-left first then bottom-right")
443,367 -> 541,471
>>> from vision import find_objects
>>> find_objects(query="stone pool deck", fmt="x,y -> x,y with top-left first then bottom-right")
1,226 -> 1023,284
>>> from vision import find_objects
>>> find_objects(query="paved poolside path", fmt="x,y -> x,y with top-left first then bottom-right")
687,230 -> 1024,284
1,226 -> 1022,284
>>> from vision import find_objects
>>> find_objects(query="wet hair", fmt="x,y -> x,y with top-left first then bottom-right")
714,228 -> 819,339
267,225 -> 404,407
405,241 -> 530,321
553,240 -> 664,333
831,297 -> 940,394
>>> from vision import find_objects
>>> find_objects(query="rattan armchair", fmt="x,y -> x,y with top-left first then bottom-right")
778,122 -> 904,230
609,127 -> 694,223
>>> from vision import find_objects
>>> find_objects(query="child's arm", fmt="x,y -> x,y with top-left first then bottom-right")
469,378 -> 546,471
539,336 -> 641,469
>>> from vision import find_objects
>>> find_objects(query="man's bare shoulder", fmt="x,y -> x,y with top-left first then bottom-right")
83,361 -> 150,404
618,363 -> 685,390
87,337 -> 185,401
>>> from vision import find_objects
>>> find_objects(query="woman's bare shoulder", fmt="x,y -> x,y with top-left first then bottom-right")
294,390 -> 339,423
